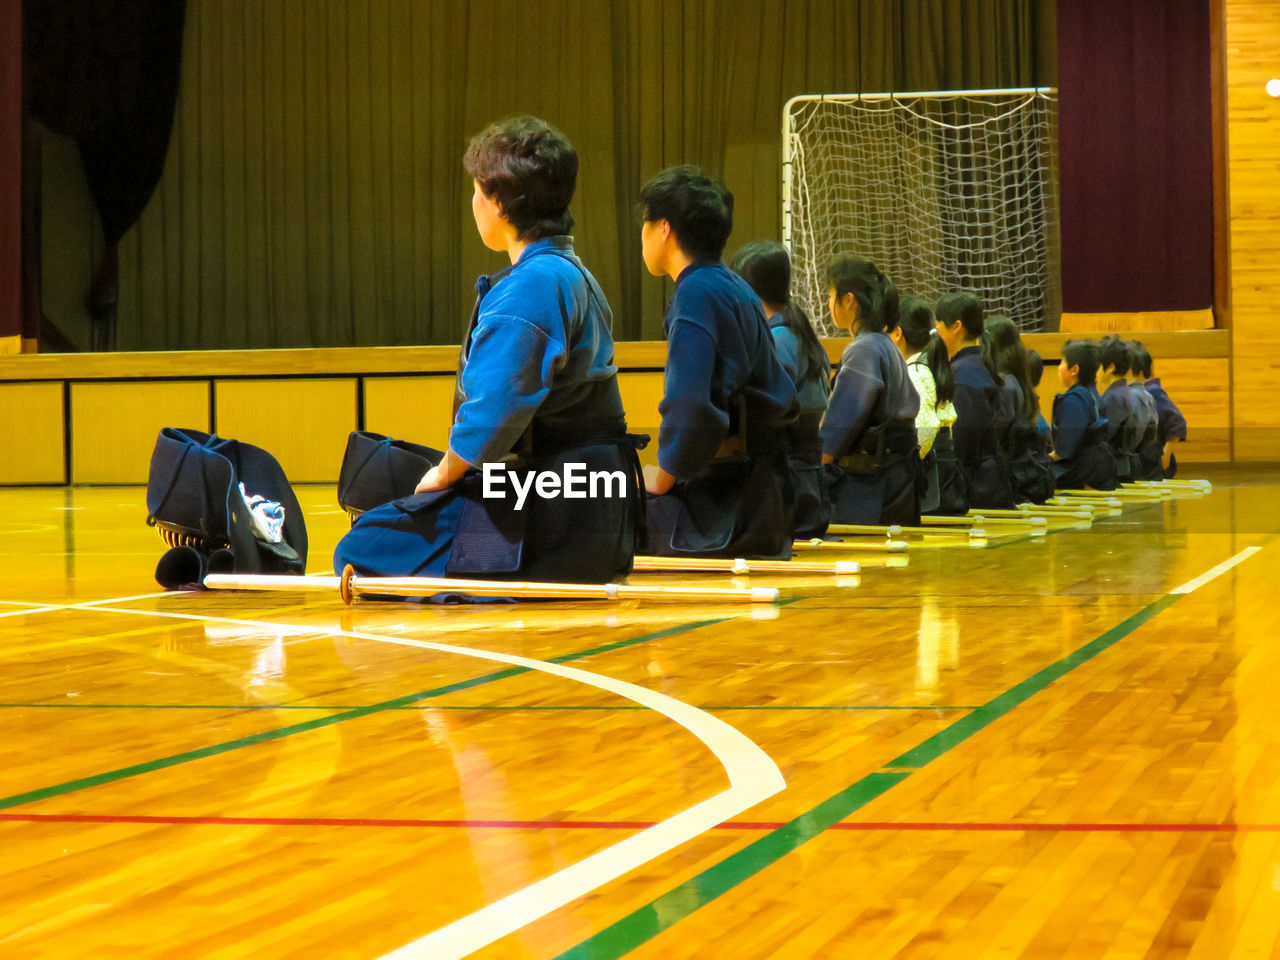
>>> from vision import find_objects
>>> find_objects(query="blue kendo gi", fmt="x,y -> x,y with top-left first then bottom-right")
770,313 -> 831,538
1129,382 -> 1162,480
997,374 -> 1054,504
1145,379 -> 1187,444
646,262 -> 799,558
950,346 -> 1016,508
1051,383 -> 1115,490
334,237 -> 643,585
820,330 -> 921,526
1144,377 -> 1187,478
1100,379 -> 1137,483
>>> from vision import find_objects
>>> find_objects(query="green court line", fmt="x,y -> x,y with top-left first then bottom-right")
887,595 -> 1180,769
555,591 -> 1188,960
0,702 -> 979,712
0,618 -> 727,813
556,773 -> 912,960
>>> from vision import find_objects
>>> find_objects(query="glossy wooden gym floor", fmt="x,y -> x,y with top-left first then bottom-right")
0,470 -> 1276,959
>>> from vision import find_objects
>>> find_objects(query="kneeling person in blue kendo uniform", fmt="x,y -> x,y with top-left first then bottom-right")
934,291 -> 1017,509
1050,340 -> 1117,490
334,117 -> 642,586
1096,336 -> 1139,484
982,316 -> 1055,504
1124,340 -> 1164,481
730,241 -> 832,539
639,167 -> 799,559
820,257 -> 921,527
1134,343 -> 1188,478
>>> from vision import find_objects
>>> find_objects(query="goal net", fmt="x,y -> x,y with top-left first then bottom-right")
784,89 -> 1060,337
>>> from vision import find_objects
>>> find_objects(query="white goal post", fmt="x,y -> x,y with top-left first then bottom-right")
783,87 -> 1060,337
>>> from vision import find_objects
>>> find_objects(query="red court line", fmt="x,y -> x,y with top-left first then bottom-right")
2,813 -> 1277,832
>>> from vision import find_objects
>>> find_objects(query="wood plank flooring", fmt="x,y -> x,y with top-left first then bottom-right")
0,468 -> 1276,958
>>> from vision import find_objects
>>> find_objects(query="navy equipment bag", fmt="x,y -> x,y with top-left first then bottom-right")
146,428 -> 307,588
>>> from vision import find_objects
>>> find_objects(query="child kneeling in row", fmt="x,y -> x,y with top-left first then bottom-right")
1051,340 -> 1116,490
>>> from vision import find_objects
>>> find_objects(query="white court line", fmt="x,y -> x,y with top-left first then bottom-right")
82,603 -> 785,960
0,604 -> 61,620
0,591 -> 172,620
1170,546 -> 1264,595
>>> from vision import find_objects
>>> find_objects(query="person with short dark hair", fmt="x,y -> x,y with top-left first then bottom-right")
1051,340 -> 1116,489
982,316 -> 1054,503
1096,336 -> 1138,483
334,116 -> 642,586
934,291 -> 1016,508
640,166 -> 799,558
731,241 -> 831,538
891,296 -> 959,514
1132,342 -> 1188,477
1125,340 -> 1163,480
819,256 -> 920,526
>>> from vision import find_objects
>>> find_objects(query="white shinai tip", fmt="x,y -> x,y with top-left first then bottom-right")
834,561 -> 859,574
751,587 -> 781,603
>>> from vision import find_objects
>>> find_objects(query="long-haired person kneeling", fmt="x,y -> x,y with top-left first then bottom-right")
892,296 -> 960,515
731,241 -> 832,539
820,257 -> 920,526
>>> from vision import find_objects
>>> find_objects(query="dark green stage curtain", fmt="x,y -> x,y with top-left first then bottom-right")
117,0 -> 1054,350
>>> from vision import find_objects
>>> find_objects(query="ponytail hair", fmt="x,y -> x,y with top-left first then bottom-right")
900,294 -> 952,408
922,335 -> 954,408
731,241 -> 829,388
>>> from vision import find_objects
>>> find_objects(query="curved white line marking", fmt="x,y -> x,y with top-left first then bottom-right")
82,603 -> 785,960
1170,547 -> 1262,595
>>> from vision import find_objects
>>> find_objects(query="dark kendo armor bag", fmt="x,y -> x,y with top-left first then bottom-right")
336,431 -> 445,522
146,428 -> 308,588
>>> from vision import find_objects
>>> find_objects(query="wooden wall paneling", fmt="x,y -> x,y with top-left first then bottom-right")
0,382 -> 64,483
361,376 -> 456,452
617,372 -> 665,469
215,379 -> 357,483
0,345 -> 462,382
0,332 -> 1230,383
70,381 -> 211,484
1226,0 -> 1280,461
1058,310 -> 1215,332
0,325 -> 1242,482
